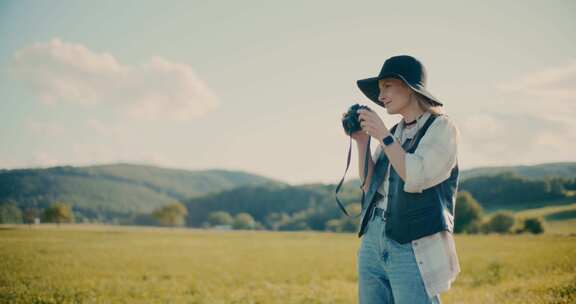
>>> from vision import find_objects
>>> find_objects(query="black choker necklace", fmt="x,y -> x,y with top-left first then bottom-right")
404,113 -> 424,126
404,119 -> 417,126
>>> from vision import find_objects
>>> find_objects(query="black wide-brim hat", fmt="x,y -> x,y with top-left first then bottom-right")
356,55 -> 443,107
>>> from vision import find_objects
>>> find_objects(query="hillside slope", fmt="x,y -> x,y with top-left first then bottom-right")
0,163 -> 286,219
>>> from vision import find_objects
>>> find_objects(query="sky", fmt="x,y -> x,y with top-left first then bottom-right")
0,0 -> 575,185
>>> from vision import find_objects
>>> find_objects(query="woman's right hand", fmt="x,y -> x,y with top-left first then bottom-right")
342,112 -> 370,143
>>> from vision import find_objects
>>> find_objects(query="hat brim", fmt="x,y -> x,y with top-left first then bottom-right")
356,74 -> 443,107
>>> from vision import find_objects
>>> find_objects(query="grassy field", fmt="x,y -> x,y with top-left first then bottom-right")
514,203 -> 576,236
515,203 -> 576,219
1,223 -> 575,304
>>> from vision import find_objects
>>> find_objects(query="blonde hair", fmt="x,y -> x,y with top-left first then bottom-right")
411,91 -> 444,115
382,78 -> 444,115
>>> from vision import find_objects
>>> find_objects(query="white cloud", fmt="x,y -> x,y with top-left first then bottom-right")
460,114 -> 505,141
496,58 -> 576,97
11,38 -> 220,121
459,111 -> 575,168
456,59 -> 576,168
488,59 -> 576,153
496,58 -> 576,110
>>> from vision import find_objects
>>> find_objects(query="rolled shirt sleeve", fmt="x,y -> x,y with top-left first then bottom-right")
404,115 -> 459,193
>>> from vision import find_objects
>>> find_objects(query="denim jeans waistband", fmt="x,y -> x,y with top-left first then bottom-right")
371,207 -> 386,221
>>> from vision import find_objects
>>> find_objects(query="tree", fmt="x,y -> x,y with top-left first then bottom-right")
23,207 -> 40,229
546,177 -> 565,196
278,220 -> 309,231
459,172 -> 567,208
485,211 -> 516,234
265,212 -> 290,230
277,209 -> 310,231
465,220 -> 483,234
232,212 -> 255,230
339,203 -> 361,232
207,211 -> 234,226
253,221 -> 265,230
42,202 -> 75,226
151,201 -> 188,227
325,219 -> 342,232
323,203 -> 361,233
0,203 -> 23,224
454,191 -> 484,233
520,217 -> 546,234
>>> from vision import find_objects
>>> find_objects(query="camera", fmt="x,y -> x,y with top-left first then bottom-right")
342,103 -> 373,136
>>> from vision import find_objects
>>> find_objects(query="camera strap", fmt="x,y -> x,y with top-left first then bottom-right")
334,136 -> 370,218
334,123 -> 400,218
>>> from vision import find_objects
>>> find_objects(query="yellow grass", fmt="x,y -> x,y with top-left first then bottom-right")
514,203 -> 576,235
1,224 -> 575,303
544,219 -> 576,235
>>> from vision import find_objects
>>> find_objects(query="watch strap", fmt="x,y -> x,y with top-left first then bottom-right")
382,134 -> 395,146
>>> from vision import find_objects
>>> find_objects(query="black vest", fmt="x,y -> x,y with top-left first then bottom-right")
357,113 -> 459,244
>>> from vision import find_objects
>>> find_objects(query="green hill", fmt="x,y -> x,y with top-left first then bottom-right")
344,162 -> 576,185
0,163 -> 286,222
459,162 -> 576,180
1,161 -> 575,227
183,182 -> 362,229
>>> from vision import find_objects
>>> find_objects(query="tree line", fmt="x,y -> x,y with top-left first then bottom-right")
1,191 -> 547,235
459,172 -> 576,208
2,171 -> 574,234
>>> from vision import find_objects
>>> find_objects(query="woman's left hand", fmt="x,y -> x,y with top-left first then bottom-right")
358,109 -> 390,140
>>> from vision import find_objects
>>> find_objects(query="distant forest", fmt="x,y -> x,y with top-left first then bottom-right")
1,163 -> 575,233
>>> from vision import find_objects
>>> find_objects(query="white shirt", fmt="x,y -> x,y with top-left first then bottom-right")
372,111 -> 461,298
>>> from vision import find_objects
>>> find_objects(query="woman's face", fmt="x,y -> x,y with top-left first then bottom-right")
378,78 -> 413,114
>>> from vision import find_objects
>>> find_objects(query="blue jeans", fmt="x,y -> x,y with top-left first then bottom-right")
357,208 -> 442,304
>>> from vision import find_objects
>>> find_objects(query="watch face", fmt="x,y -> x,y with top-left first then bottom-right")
383,135 -> 394,146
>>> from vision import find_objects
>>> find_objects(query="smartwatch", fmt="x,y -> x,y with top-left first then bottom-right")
382,134 -> 395,146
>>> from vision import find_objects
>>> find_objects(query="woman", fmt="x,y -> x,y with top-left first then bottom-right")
344,55 -> 460,303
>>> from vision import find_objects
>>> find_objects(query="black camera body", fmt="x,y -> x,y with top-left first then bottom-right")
342,103 -> 372,135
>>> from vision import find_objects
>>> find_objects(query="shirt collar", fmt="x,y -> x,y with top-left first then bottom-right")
396,111 -> 431,138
